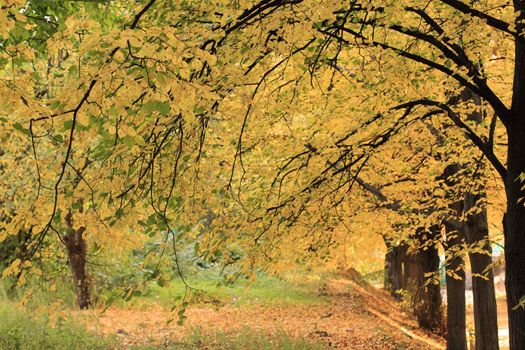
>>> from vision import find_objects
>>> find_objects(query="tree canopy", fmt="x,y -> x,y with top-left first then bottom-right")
1,0 -> 525,347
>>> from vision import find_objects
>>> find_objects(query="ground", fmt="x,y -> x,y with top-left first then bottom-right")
80,272 -> 445,349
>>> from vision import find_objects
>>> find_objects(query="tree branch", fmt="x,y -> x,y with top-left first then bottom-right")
439,0 -> 515,35
393,99 -> 507,181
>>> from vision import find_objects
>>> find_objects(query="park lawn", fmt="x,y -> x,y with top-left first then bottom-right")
132,274 -> 327,308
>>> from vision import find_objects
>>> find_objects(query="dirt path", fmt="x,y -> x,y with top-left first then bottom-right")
83,278 -> 444,349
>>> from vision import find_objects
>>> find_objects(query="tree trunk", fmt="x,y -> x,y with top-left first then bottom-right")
444,222 -> 467,350
448,88 -> 499,349
405,228 -> 443,333
404,249 -> 420,291
384,240 -> 405,297
464,192 -> 499,350
385,240 -> 396,292
443,163 -> 467,349
505,125 -> 525,349
505,7 -> 525,347
64,212 -> 90,310
416,236 -> 443,332
394,244 -> 406,291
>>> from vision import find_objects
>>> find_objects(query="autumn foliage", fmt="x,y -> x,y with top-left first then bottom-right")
1,0 -> 525,349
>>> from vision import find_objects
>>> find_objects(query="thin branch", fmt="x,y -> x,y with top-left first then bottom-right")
130,0 -> 156,29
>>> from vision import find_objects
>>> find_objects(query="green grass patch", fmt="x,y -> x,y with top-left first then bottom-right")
116,274 -> 326,308
0,301 -> 115,350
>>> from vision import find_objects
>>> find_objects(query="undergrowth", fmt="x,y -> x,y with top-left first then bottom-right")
0,301 -> 114,350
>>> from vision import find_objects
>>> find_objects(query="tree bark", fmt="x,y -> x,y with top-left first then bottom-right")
444,230 -> 467,350
384,239 -> 396,292
505,124 -> 525,349
405,228 -> 443,333
505,6 -> 525,347
64,212 -> 90,310
394,244 -> 406,291
384,240 -> 405,297
404,249 -> 420,292
443,163 -> 467,349
464,193 -> 499,350
416,236 -> 443,332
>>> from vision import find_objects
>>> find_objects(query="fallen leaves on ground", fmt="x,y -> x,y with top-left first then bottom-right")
81,274 -> 445,349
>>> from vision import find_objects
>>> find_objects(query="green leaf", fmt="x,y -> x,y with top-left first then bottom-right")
13,123 -> 30,136
68,65 -> 79,78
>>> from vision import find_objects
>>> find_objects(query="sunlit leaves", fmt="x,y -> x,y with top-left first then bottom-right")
0,0 -> 514,293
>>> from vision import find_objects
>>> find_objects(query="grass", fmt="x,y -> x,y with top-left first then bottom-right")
0,301 -> 115,350
110,273 -> 327,308
134,327 -> 325,350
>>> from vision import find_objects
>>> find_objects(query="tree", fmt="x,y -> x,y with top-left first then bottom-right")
302,3 -> 522,344
217,0 -> 518,346
0,1 -> 519,347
